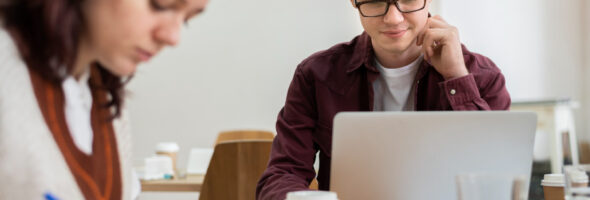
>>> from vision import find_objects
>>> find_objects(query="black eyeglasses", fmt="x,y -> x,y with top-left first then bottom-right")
354,0 -> 427,17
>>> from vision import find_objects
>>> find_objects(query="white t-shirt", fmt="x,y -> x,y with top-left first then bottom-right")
62,71 -> 94,155
372,55 -> 423,111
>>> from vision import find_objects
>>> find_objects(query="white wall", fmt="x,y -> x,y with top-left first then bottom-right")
127,0 -> 363,166
437,0 -> 587,139
583,0 -> 590,141
438,0 -> 584,101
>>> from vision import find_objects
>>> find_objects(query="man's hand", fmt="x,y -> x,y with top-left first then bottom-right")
416,15 -> 468,80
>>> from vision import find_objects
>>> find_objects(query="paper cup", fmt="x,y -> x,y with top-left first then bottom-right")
542,174 -> 565,200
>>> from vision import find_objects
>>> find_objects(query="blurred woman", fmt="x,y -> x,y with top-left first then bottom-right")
0,0 -> 208,199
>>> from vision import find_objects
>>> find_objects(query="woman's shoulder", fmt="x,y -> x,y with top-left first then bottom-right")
0,26 -> 20,59
0,26 -> 30,88
0,26 -> 27,76
0,26 -> 41,131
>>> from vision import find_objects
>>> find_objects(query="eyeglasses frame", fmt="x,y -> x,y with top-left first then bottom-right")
354,0 -> 427,17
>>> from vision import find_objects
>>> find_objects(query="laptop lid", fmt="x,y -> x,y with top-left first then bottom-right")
330,111 -> 537,200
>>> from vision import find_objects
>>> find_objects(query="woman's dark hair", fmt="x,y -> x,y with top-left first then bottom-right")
0,0 -> 125,118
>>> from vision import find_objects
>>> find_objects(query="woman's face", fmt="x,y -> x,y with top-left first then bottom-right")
81,0 -> 208,76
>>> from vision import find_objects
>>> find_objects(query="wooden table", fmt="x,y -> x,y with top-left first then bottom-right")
141,174 -> 205,192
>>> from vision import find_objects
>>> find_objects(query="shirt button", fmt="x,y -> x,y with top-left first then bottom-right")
450,89 -> 457,95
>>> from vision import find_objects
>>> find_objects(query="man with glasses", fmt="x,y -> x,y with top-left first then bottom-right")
257,0 -> 510,199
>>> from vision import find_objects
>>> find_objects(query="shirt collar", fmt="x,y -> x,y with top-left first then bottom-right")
347,32 -> 432,81
346,32 -> 379,74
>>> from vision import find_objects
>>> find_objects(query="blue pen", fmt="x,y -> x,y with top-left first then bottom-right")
44,192 -> 60,200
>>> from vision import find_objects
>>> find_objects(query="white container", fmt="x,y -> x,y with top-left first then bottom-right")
143,155 -> 174,180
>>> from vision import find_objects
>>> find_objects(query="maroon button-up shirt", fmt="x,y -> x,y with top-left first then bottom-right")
256,32 -> 510,200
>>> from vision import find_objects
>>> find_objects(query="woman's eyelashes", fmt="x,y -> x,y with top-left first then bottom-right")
150,0 -> 204,27
150,0 -> 168,11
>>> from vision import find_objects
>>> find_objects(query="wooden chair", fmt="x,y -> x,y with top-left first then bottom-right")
215,130 -> 274,145
199,140 -> 273,200
209,130 -> 318,193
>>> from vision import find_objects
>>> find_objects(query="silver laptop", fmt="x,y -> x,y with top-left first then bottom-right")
330,111 -> 537,200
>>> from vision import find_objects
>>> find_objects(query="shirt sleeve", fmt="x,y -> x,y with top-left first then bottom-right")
256,67 -> 318,200
438,71 -> 510,110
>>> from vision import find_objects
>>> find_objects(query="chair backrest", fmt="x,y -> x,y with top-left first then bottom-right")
199,140 -> 273,200
214,130 -> 274,145
214,130 -> 319,190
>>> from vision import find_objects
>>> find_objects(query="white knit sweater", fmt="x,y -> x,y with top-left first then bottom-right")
0,28 -> 135,200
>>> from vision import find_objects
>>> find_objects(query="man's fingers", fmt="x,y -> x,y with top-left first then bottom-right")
421,29 -> 446,58
431,15 -> 447,23
419,28 -> 445,47
422,32 -> 434,59
423,47 -> 429,61
416,30 -> 425,46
